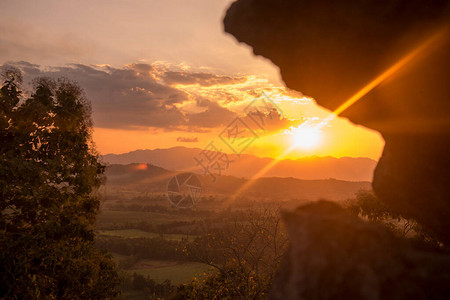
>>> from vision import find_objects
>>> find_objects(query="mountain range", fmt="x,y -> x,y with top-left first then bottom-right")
104,163 -> 371,202
102,147 -> 377,182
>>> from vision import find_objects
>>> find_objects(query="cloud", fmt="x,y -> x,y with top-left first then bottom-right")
163,71 -> 247,87
176,137 -> 199,143
2,61 -> 307,134
48,63 -> 188,130
242,108 -> 304,134
3,61 -> 244,131
188,99 -> 237,128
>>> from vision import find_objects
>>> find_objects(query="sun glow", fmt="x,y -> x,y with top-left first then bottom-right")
285,29 -> 446,152
226,29 -> 446,201
290,125 -> 322,149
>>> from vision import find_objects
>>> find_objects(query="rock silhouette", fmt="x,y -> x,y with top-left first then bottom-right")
270,201 -> 450,300
224,0 -> 450,244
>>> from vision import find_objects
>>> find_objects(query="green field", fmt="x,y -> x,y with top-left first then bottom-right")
96,207 -> 219,296
128,261 -> 214,285
96,210 -> 196,225
98,229 -> 196,241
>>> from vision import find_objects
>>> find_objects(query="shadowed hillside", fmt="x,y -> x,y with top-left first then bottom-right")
104,163 -> 371,202
102,147 -> 377,182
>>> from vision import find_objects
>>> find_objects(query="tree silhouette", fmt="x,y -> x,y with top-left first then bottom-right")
0,68 -> 120,298
183,205 -> 288,299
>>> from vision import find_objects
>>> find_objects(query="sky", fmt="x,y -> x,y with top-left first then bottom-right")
0,0 -> 384,160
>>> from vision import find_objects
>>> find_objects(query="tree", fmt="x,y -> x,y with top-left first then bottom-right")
344,189 -> 394,223
182,205 -> 288,299
0,68 -> 120,299
344,190 -> 439,246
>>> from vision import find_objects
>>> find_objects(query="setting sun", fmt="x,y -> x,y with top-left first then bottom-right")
289,125 -> 322,149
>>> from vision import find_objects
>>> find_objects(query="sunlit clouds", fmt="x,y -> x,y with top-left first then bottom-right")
2,60 -> 383,159
0,0 -> 385,160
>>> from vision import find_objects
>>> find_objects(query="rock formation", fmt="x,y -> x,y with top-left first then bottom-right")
270,201 -> 450,299
223,0 -> 450,244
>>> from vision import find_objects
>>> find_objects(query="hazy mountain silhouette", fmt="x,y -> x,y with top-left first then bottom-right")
102,147 -> 377,181
105,163 -> 371,201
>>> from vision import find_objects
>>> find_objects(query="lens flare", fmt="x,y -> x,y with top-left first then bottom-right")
227,28 -> 446,201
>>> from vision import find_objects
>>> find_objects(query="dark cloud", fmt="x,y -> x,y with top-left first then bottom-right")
2,61 -> 242,131
188,99 -> 237,128
176,137 -> 199,143
242,108 -> 303,134
163,71 -> 246,87
47,63 -> 187,129
129,63 -> 153,73
2,61 -> 41,78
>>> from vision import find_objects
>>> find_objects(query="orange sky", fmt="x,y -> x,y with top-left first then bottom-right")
92,73 -> 384,160
0,0 -> 384,160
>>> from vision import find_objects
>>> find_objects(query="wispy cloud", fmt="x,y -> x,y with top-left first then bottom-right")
176,137 -> 199,143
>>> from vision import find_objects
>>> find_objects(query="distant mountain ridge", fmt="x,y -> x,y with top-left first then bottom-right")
105,163 -> 371,202
102,146 -> 377,182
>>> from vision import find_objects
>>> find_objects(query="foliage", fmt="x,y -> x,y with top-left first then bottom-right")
344,190 -> 440,245
0,69 -> 120,298
345,190 -> 396,222
183,206 -> 288,299
122,273 -> 174,299
174,267 -> 269,300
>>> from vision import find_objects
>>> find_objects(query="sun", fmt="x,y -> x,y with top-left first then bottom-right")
290,125 -> 322,149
